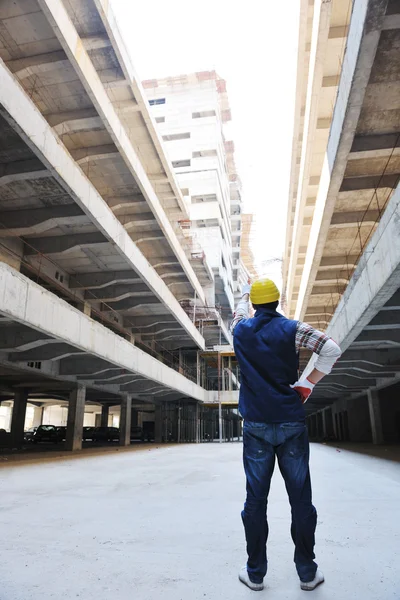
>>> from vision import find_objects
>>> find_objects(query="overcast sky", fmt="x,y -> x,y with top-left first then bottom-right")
110,0 -> 300,287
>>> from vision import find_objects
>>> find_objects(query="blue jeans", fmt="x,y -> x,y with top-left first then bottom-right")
242,421 -> 317,584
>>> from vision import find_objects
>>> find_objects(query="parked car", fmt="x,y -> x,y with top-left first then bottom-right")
30,425 -> 64,444
92,427 -> 119,442
82,426 -> 96,441
130,426 -> 146,442
56,426 -> 67,441
0,428 -> 11,448
24,427 -> 38,443
142,421 -> 155,442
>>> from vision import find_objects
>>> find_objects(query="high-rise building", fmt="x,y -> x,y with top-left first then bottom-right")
143,72 -> 243,328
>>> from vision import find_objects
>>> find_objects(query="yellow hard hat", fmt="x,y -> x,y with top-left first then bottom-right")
250,278 -> 280,304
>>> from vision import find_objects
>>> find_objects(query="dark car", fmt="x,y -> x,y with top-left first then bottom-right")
82,426 -> 96,441
142,421 -> 155,442
92,427 -> 119,442
56,426 -> 67,441
24,427 -> 38,443
130,426 -> 145,442
31,425 -> 64,444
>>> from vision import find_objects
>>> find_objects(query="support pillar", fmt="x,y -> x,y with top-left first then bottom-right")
368,389 -> 384,445
321,410 -> 327,439
155,405 -> 162,444
10,390 -> 28,447
195,403 -> 200,443
100,404 -> 109,428
66,386 -> 86,451
119,395 -> 132,446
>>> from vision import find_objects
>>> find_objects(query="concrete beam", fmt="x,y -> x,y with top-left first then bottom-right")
120,213 -> 157,231
23,232 -> 107,255
37,0 -> 205,304
0,263 -> 205,400
46,107 -> 99,127
319,255 -> 359,269
0,158 -> 49,185
340,174 -> 399,192
331,209 -> 380,226
103,296 -> 161,312
81,34 -> 112,51
295,0 -> 390,320
354,329 -> 400,344
127,316 -> 177,329
70,271 -> 141,289
365,311 -> 400,329
70,144 -> 119,165
383,290 -> 400,309
6,50 -> 68,79
0,204 -> 86,236
312,284 -> 347,295
351,132 -> 400,153
106,195 -> 145,212
0,60 -> 204,348
9,343 -> 84,362
114,100 -> 141,115
315,271 -> 350,282
53,116 -> 104,135
0,326 -> 51,351
338,348 -> 400,365
61,357 -> 121,376
85,283 -> 151,302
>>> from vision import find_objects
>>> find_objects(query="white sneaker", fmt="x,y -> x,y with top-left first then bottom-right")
238,567 -> 264,591
300,569 -> 325,591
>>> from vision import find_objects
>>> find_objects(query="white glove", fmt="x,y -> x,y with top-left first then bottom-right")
291,378 -> 315,404
241,284 -> 251,296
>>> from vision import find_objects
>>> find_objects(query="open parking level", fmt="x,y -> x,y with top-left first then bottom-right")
1,443 -> 399,600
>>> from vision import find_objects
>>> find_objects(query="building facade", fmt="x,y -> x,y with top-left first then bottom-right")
143,73 -> 243,323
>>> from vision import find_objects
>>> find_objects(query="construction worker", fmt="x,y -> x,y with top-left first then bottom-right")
231,278 -> 341,592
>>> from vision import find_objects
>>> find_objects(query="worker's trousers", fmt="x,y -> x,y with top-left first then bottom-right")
242,420 -> 317,584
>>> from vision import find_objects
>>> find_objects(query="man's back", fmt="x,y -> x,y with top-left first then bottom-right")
234,308 -> 303,423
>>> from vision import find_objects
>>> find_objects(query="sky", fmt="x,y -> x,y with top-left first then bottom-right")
110,0 -> 300,287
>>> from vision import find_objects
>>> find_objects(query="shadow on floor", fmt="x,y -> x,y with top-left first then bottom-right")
0,442 -> 163,468
320,441 -> 400,463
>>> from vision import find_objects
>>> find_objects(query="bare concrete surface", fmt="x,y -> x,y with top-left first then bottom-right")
1,443 -> 399,600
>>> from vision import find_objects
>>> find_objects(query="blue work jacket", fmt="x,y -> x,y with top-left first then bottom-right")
233,308 -> 305,423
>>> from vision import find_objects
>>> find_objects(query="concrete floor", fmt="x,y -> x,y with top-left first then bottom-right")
0,443 -> 399,600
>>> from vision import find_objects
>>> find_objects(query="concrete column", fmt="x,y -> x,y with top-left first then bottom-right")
10,390 -> 28,447
66,386 -> 86,451
322,410 -> 328,439
368,389 -> 384,445
195,403 -> 200,443
119,395 -> 132,447
32,406 -> 44,427
100,404 -> 109,428
155,405 -> 162,444
325,408 -> 334,437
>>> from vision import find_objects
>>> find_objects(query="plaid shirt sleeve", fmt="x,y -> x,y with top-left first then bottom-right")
296,321 -> 342,374
295,321 -> 330,354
